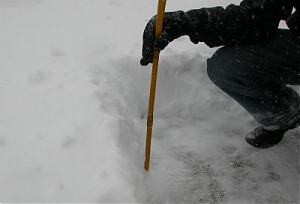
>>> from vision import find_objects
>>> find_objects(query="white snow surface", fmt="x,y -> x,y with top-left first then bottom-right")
0,0 -> 299,203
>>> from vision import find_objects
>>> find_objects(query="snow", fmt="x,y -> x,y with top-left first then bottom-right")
0,0 -> 299,203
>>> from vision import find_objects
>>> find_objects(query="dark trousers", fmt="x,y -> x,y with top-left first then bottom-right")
207,29 -> 300,131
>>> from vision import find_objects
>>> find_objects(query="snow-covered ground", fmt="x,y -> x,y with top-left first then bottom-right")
0,0 -> 299,203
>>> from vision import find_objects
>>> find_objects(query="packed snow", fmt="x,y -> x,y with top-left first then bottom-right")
0,0 -> 299,203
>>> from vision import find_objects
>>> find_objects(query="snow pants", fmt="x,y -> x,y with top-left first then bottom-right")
207,29 -> 300,131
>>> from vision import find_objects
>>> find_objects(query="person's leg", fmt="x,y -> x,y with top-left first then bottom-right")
207,29 -> 300,147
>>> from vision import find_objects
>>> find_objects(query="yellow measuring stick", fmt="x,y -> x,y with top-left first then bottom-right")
144,0 -> 167,171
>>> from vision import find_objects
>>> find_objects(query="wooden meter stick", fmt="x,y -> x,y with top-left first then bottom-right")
144,0 -> 167,171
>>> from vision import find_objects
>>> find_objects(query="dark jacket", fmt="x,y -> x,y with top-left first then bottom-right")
187,0 -> 300,47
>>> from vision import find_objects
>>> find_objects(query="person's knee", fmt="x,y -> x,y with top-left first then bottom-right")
207,49 -> 228,87
207,56 -> 219,84
207,46 -> 243,87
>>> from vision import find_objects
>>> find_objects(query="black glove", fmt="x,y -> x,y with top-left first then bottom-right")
140,9 -> 211,66
140,11 -> 191,66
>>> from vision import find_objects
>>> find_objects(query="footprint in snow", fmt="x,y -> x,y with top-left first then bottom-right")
49,47 -> 65,58
61,136 -> 77,148
28,71 -> 52,84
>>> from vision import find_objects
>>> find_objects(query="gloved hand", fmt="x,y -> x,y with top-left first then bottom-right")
140,11 -> 191,66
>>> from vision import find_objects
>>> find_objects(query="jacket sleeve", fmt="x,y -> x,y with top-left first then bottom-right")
186,0 -> 295,47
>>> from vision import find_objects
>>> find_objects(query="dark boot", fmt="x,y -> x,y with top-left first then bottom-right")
245,126 -> 286,148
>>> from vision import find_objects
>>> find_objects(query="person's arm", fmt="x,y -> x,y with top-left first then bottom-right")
188,0 -> 295,47
140,0 -> 295,66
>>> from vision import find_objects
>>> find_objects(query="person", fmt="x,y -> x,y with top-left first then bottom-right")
140,0 -> 300,148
